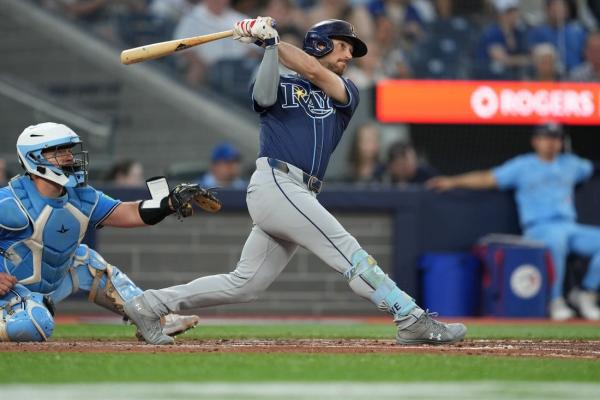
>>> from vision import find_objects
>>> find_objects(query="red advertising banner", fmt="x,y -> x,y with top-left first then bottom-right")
376,80 -> 600,125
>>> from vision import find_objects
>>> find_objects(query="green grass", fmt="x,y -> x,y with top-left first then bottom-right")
1,322 -> 599,384
1,353 -> 599,383
50,322 -> 600,341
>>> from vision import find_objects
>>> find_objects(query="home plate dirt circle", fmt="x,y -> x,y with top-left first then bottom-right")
1,339 -> 599,359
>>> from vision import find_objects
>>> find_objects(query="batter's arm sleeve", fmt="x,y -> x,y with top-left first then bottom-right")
252,46 -> 280,108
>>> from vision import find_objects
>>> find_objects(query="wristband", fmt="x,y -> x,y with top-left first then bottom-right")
139,196 -> 173,225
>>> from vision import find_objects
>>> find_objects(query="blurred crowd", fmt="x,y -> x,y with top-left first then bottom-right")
28,0 -> 600,187
35,0 -> 600,91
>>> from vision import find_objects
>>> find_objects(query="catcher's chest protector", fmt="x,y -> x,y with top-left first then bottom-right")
4,176 -> 97,293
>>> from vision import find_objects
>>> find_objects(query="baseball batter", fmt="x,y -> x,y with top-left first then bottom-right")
125,18 -> 467,345
0,122 -> 211,341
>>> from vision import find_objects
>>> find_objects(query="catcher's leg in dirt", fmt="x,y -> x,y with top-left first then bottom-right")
49,245 -> 199,338
129,225 -> 297,344
0,284 -> 54,342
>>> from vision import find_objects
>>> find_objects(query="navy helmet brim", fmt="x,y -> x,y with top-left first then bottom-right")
331,35 -> 368,58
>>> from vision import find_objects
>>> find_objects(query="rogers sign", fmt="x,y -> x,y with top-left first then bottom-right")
471,86 -> 596,119
376,80 -> 600,125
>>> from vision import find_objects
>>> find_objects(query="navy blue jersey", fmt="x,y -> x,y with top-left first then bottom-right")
252,74 -> 360,180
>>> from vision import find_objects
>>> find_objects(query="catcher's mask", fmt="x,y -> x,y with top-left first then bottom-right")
17,122 -> 89,187
303,19 -> 368,58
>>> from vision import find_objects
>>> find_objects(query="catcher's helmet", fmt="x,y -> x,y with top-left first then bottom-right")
303,19 -> 368,58
17,122 -> 88,187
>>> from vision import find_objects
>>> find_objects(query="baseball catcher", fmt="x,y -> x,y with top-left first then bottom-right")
0,122 -> 222,342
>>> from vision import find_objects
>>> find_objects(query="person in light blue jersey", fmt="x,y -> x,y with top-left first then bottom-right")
427,122 -> 600,321
0,122 -> 200,342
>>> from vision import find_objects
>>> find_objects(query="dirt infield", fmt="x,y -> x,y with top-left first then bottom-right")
1,339 -> 599,359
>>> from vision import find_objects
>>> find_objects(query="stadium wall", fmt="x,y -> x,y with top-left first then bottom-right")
60,177 -> 600,316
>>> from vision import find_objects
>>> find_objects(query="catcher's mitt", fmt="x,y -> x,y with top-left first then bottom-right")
169,183 -> 222,219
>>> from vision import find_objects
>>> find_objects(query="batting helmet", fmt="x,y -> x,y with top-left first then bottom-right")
303,19 -> 368,58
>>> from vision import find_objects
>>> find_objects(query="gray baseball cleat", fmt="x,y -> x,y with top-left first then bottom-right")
395,308 -> 467,345
134,313 -> 200,341
124,295 -> 174,345
163,313 -> 200,336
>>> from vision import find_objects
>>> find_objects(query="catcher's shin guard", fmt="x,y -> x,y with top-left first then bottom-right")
72,245 -> 142,315
0,287 -> 54,342
345,249 -> 417,319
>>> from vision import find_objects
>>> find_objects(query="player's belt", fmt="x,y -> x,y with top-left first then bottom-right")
267,158 -> 323,194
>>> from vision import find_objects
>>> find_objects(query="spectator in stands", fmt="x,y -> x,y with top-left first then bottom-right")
575,0 -> 599,30
197,142 -> 246,189
149,0 -> 199,25
528,0 -> 587,72
518,0 -> 547,26
410,0 -> 472,79
374,15 -> 413,79
345,41 -> 389,89
44,0 -> 148,42
475,0 -> 531,80
531,43 -> 563,80
433,0 -> 462,23
231,0 -> 262,15
368,0 -> 435,43
259,0 -> 305,35
105,159 -> 145,187
382,142 -> 438,185
427,122 -> 600,321
305,0 -> 374,42
0,158 -> 7,185
173,0 -> 252,86
346,122 -> 385,183
588,0 -> 600,26
569,31 -> 600,81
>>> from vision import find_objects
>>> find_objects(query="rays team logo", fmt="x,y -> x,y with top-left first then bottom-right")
280,82 -> 335,119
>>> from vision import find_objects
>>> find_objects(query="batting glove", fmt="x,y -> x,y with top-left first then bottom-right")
250,16 -> 279,47
233,18 -> 256,43
232,34 -> 258,44
233,19 -> 255,37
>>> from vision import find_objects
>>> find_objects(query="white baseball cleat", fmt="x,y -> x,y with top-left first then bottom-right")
568,289 -> 600,321
162,313 -> 200,336
124,295 -> 174,345
134,313 -> 200,341
549,297 -> 576,321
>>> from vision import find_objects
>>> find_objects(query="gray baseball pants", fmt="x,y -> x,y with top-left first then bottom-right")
144,157 -> 409,316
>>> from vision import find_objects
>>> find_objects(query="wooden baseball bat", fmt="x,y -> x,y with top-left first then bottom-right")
121,30 -> 234,65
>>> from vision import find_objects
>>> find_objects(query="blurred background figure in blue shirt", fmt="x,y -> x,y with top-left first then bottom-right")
197,142 -> 247,189
426,122 -> 600,322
